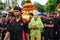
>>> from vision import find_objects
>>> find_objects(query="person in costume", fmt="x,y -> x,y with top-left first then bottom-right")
29,13 -> 44,40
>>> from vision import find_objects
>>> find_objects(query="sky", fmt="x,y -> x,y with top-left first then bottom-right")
31,0 -> 48,5
1,0 -> 5,3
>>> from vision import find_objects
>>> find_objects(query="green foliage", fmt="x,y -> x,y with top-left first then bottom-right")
0,3 -> 4,10
34,2 -> 44,12
12,0 -> 17,7
21,0 -> 25,6
44,0 -> 57,12
57,0 -> 60,4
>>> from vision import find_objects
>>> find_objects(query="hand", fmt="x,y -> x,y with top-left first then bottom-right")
26,33 -> 29,40
32,24 -> 38,29
1,28 -> 6,31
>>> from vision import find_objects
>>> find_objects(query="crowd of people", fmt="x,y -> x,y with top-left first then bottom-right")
0,6 -> 60,40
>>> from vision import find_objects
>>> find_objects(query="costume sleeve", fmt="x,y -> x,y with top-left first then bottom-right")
38,17 -> 44,29
28,19 -> 33,29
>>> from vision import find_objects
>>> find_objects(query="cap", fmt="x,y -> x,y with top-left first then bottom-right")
9,8 -> 14,13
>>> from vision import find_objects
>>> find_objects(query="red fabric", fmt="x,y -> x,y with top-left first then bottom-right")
22,19 -> 27,24
22,19 -> 27,40
10,19 -> 13,23
22,30 -> 26,40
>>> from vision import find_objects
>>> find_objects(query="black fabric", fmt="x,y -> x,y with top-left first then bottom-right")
57,31 -> 60,40
1,22 -> 8,28
7,17 -> 28,40
57,18 -> 60,29
57,17 -> 60,40
41,19 -> 45,24
41,18 -> 45,40
53,18 -> 58,40
44,28 -> 53,40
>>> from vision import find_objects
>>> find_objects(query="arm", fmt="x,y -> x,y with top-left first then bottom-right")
44,24 -> 54,27
30,17 -> 44,29
4,31 -> 10,40
0,27 -> 2,29
28,21 -> 32,29
39,18 -> 44,29
26,33 -> 29,40
0,27 -> 5,32
0,27 -> 7,31
23,22 -> 29,40
4,22 -> 11,40
44,19 -> 54,28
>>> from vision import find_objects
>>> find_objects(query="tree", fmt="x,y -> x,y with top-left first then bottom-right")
57,0 -> 60,4
12,0 -> 17,7
0,3 -> 4,10
21,0 -> 25,6
34,2 -> 44,12
44,0 -> 57,12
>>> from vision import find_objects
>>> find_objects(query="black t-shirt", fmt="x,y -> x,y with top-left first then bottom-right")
44,18 -> 54,28
41,18 -> 45,24
7,18 -> 28,40
0,21 -> 8,33
53,18 -> 58,30
0,21 -> 8,29
0,22 -> 8,28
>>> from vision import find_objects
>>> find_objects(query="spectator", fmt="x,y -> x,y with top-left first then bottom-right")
0,14 -> 8,40
44,13 -> 54,40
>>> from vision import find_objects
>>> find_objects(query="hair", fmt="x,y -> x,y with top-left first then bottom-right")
30,13 -> 33,16
14,6 -> 22,12
2,13 -> 7,17
52,13 -> 57,15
